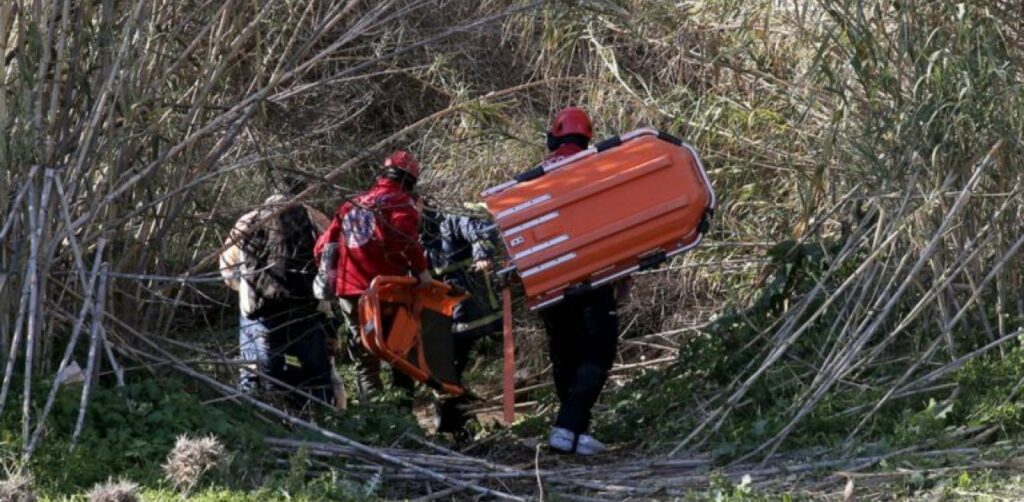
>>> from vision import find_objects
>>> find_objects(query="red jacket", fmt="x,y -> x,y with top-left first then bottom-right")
544,143 -> 584,166
315,178 -> 429,297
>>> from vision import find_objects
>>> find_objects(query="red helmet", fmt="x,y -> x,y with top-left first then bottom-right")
384,150 -> 420,178
550,106 -> 593,139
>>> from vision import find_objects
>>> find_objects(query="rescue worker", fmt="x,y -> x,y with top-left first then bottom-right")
220,176 -> 339,409
420,202 -> 502,436
539,107 -> 620,455
314,150 -> 432,401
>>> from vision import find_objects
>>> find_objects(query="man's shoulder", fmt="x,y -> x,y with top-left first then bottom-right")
371,188 -> 414,208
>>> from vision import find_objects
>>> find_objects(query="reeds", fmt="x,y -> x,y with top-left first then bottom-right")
0,0 -> 1021,498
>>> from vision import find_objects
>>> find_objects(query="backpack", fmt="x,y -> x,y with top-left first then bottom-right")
313,197 -> 387,299
241,204 -> 318,318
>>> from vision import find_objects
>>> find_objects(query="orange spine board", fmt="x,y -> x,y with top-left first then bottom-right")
482,129 -> 715,308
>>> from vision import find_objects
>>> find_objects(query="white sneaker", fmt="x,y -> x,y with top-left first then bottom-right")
547,427 -> 608,455
574,433 -> 607,456
548,427 -> 576,453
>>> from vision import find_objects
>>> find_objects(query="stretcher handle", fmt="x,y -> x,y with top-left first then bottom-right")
502,287 -> 515,425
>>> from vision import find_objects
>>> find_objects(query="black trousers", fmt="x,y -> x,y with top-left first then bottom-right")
433,329 -> 483,434
539,285 -> 619,435
261,306 -> 334,407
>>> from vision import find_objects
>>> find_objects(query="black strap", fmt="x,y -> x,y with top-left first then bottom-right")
656,130 -> 683,145
514,165 -> 546,182
638,250 -> 667,270
595,135 -> 622,152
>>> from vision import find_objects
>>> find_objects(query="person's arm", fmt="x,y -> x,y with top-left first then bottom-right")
467,218 -> 499,263
219,238 -> 242,291
443,214 -> 499,266
314,204 -> 345,261
220,211 -> 257,290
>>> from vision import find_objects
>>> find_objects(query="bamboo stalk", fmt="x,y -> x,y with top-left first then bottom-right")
0,266 -> 31,418
71,263 -> 108,448
124,346 -> 525,501
24,238 -> 107,458
22,169 -> 52,446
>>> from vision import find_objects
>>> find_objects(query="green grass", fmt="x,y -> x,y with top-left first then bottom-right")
0,372 -> 415,500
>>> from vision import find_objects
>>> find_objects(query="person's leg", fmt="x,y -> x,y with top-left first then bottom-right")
261,311 -> 290,396
435,330 -> 476,435
540,298 -> 584,407
553,286 -> 619,436
290,311 -> 335,405
238,314 -> 268,394
339,296 -> 384,400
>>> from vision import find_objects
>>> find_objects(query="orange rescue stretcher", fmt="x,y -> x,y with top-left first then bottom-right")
358,275 -> 468,395
483,128 -> 715,423
482,128 -> 716,309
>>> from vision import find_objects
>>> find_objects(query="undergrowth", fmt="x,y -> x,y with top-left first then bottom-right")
0,372 -> 415,500
598,236 -> 1024,459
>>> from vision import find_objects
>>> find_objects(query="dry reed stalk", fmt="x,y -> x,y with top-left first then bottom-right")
670,204 -> 885,454
130,348 -> 526,501
0,168 -> 36,243
22,169 -> 52,444
745,146 -> 1001,463
71,264 -> 108,448
25,238 -> 107,458
0,273 -> 31,417
101,328 -> 125,389
0,174 -> 38,418
840,191 -> 1024,441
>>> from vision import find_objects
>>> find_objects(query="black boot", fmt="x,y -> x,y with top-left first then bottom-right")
435,396 -> 471,440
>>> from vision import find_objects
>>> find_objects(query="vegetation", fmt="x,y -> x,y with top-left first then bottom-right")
1,0 -> 1023,499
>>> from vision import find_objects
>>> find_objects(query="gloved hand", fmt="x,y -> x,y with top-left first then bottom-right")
472,260 -> 492,272
416,269 -> 433,288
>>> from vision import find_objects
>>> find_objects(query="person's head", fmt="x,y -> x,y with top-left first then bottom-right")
267,170 -> 307,197
547,106 -> 593,152
382,150 -> 420,192
278,174 -> 308,196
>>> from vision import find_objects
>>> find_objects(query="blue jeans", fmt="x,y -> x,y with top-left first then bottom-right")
239,315 -> 269,393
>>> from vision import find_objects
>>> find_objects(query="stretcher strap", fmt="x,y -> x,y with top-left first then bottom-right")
502,287 -> 515,425
452,312 -> 502,333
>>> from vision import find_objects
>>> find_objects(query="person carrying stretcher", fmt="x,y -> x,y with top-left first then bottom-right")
539,107 -> 622,455
420,202 -> 503,436
313,150 -> 432,402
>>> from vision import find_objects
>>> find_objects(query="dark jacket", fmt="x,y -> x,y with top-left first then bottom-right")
421,209 -> 502,337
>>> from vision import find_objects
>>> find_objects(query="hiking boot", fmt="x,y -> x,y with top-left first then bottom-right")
547,427 -> 608,455
435,399 -> 471,438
